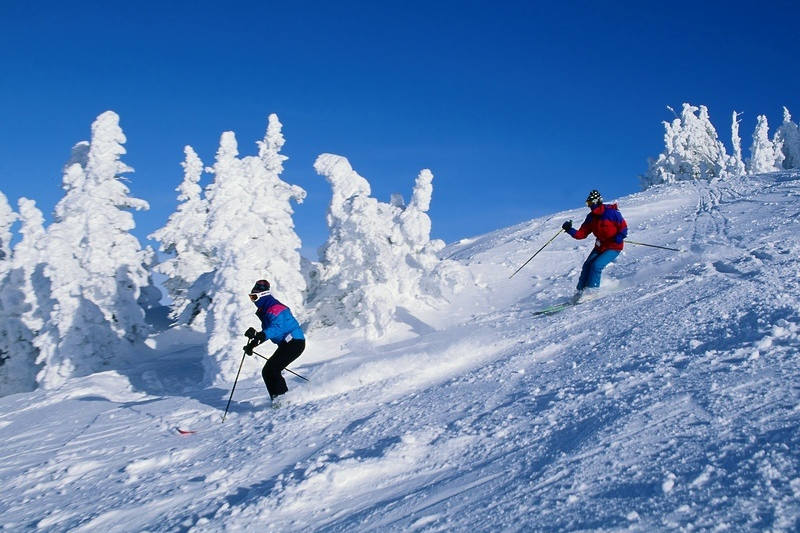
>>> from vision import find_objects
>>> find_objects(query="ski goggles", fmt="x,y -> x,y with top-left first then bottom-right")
249,290 -> 270,302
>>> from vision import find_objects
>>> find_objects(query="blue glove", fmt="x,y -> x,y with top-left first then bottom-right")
614,233 -> 625,244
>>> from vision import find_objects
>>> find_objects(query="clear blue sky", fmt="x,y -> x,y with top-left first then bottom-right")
1,1 -> 798,256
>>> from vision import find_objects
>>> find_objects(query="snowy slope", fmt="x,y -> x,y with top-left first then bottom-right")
1,173 -> 799,532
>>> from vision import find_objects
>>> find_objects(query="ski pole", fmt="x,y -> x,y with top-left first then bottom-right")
221,349 -> 248,422
251,349 -> 310,382
625,240 -> 682,252
509,228 -> 564,279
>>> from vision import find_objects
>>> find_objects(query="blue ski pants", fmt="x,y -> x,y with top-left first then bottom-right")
577,249 -> 620,290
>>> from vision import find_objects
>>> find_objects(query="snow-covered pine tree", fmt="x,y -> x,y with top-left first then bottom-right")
748,115 -> 781,174
774,107 -> 800,170
642,103 -> 732,187
730,111 -> 746,176
251,114 -> 307,312
34,111 -> 152,388
309,155 -> 470,338
399,169 -> 437,256
396,169 -> 472,299
308,154 -> 400,337
0,191 -> 21,393
202,114 -> 306,384
0,190 -> 13,264
149,145 -> 212,323
0,198 -> 46,395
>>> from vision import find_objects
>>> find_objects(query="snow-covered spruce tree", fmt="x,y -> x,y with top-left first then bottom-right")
642,103 -> 733,187
308,154 -> 401,337
0,198 -> 46,395
398,169 -> 472,298
0,190 -> 13,264
149,145 -> 212,322
202,114 -> 306,384
34,111 -> 152,389
309,155 -> 469,338
250,113 -> 307,312
399,169 -> 436,257
0,192 -> 21,393
748,114 -> 782,174
730,111 -> 747,177
774,107 -> 800,170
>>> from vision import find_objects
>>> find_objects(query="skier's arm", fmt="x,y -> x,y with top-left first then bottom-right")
256,313 -> 274,344
570,215 -> 593,239
614,216 -> 628,243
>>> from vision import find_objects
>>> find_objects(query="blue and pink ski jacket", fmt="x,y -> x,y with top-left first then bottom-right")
567,203 -> 628,252
254,294 -> 305,344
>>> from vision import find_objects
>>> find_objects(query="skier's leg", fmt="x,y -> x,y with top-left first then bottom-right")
577,250 -> 601,290
586,250 -> 620,288
261,359 -> 284,398
263,340 -> 305,398
270,339 -> 306,371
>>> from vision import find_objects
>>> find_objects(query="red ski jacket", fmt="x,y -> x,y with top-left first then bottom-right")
568,203 -> 628,252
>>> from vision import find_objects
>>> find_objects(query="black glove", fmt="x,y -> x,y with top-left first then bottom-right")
243,330 -> 265,356
562,220 -> 572,231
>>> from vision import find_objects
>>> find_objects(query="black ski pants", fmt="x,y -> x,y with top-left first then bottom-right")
261,339 -> 306,398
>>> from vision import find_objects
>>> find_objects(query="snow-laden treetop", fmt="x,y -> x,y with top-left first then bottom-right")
643,103 -> 800,188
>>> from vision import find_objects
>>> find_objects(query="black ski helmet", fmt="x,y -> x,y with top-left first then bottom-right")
250,279 -> 270,293
586,189 -> 603,205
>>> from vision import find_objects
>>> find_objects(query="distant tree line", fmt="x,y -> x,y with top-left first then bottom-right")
643,104 -> 800,187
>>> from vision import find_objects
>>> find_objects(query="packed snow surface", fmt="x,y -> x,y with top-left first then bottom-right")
1,173 -> 799,531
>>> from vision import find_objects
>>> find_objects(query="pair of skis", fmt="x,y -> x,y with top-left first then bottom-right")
533,289 -> 609,315
532,300 -> 575,316
533,290 -> 609,315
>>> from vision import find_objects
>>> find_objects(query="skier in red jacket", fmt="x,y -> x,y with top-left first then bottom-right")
562,190 -> 627,302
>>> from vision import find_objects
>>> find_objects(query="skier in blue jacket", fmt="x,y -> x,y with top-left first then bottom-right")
244,279 -> 306,400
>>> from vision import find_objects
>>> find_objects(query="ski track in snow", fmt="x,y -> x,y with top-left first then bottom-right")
1,173 -> 800,531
